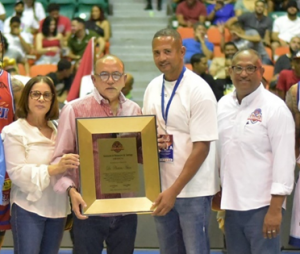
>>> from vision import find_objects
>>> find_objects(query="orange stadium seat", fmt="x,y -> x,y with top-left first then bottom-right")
177,27 -> 194,39
262,65 -> 274,85
185,63 -> 193,70
207,26 -> 231,45
213,46 -> 224,57
30,64 -> 57,77
274,46 -> 289,59
18,63 -> 26,76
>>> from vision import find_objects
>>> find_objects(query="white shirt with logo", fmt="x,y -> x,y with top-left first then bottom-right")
217,84 -> 295,211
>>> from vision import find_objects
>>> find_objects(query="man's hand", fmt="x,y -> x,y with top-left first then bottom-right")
262,208 -> 282,239
151,187 -> 177,216
69,188 -> 88,220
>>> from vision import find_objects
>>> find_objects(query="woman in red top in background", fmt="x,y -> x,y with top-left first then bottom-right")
35,16 -> 63,65
0,31 -> 14,249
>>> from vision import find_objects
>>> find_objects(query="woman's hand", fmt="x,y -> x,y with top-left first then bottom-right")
48,154 -> 80,176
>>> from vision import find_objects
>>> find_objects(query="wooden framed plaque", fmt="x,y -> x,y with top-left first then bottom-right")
76,115 -> 161,215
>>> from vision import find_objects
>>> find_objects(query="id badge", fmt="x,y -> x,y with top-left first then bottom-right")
159,134 -> 174,162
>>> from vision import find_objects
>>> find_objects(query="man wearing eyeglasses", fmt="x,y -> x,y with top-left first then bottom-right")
51,55 -> 142,254
217,49 -> 295,254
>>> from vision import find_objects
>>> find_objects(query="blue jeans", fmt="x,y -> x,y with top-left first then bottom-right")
72,213 -> 137,254
11,203 -> 65,254
225,206 -> 282,254
154,196 -> 212,254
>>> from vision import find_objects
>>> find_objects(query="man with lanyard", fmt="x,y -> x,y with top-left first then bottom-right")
0,31 -> 14,248
143,28 -> 219,254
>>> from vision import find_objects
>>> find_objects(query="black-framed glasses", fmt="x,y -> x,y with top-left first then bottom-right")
29,91 -> 53,101
94,72 -> 124,82
231,65 -> 261,74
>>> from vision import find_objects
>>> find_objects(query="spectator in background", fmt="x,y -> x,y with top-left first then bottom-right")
226,0 -> 272,47
85,5 -> 111,42
272,0 -> 300,50
176,0 -> 207,26
206,0 -> 235,26
4,0 -> 39,45
3,34 -> 30,77
46,59 -> 74,108
67,17 -> 105,61
191,53 -> 222,100
270,36 -> 300,89
4,16 -> 31,57
228,22 -> 273,65
40,3 -> 71,43
268,0 -> 290,12
35,16 -> 63,65
276,52 -> 300,100
209,41 -> 238,79
183,22 -> 214,63
215,58 -> 234,96
0,2 -> 5,22
234,0 -> 257,16
122,73 -> 134,100
23,0 -> 45,22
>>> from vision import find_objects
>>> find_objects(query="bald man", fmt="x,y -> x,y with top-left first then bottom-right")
143,28 -> 218,254
217,49 -> 295,254
51,55 -> 142,254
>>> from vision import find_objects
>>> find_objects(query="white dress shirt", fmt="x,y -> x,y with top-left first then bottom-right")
217,84 -> 295,211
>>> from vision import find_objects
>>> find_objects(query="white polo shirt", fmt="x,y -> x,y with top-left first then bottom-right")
273,15 -> 300,43
143,69 -> 219,198
217,84 -> 295,211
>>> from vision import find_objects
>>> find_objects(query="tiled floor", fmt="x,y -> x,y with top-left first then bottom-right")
1,249 -> 300,254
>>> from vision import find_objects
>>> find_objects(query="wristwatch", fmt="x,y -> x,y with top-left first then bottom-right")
66,185 -> 77,196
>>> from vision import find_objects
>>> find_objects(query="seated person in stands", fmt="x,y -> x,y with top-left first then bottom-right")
3,36 -> 29,76
234,0 -> 258,16
23,0 -> 45,22
183,22 -> 214,63
67,17 -> 105,61
215,58 -> 234,97
226,0 -> 272,46
270,36 -> 300,89
85,5 -> 111,42
40,3 -> 72,44
209,41 -> 238,79
276,52 -> 300,100
227,21 -> 272,65
122,73 -> 134,100
272,0 -> 300,50
176,0 -> 207,26
191,53 -> 222,100
46,59 -> 74,108
206,0 -> 235,25
35,16 -> 63,65
4,1 -> 39,45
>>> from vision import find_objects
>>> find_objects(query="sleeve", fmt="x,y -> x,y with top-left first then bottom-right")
267,18 -> 272,31
274,57 -> 284,75
0,3 -> 5,15
206,4 -> 214,15
200,3 -> 207,16
64,17 -> 72,33
51,104 -> 78,193
32,18 -> 40,30
234,0 -> 242,10
3,18 -> 10,34
272,18 -> 280,33
0,139 -> 6,205
176,3 -> 183,15
276,70 -> 287,91
190,84 -> 218,142
267,105 -> 295,195
35,2 -> 46,21
2,132 -> 50,202
206,41 -> 214,52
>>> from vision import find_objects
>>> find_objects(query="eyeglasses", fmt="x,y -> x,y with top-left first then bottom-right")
29,91 -> 53,101
231,65 -> 261,74
94,72 -> 124,82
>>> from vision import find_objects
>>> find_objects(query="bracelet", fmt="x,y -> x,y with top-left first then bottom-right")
66,185 -> 77,196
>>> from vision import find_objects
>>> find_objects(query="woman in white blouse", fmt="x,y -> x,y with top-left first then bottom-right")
2,76 -> 79,254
